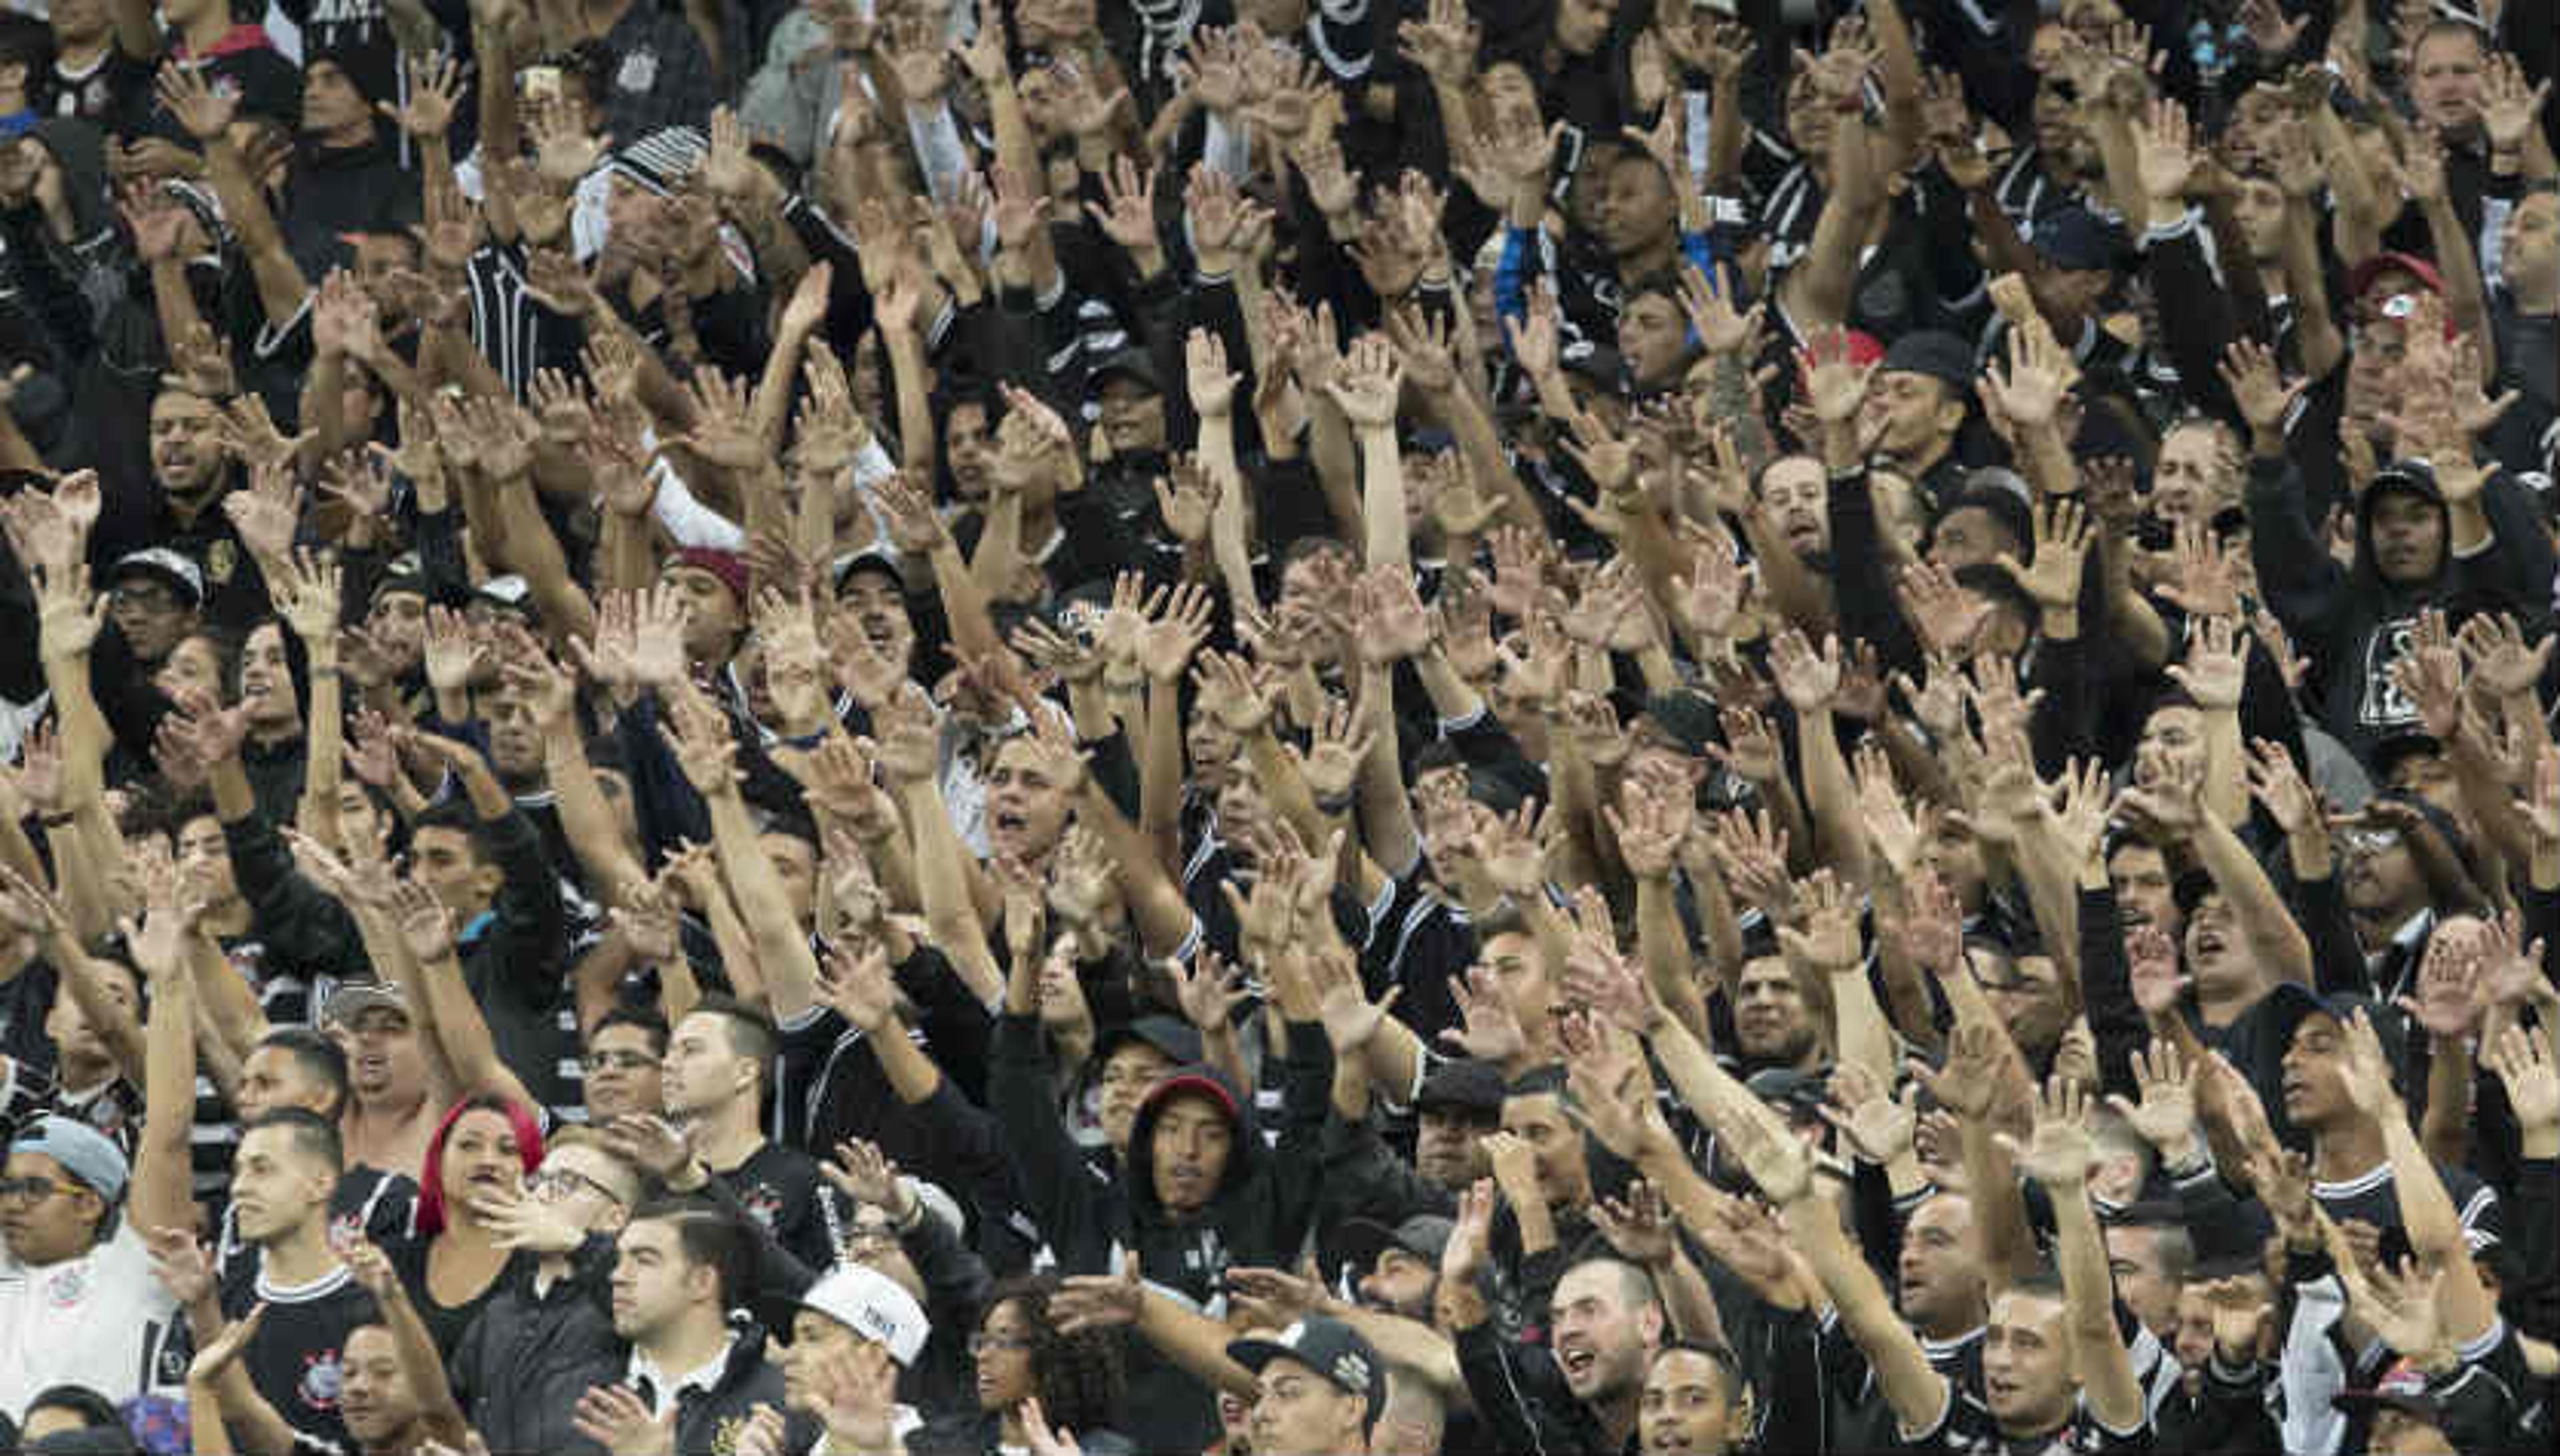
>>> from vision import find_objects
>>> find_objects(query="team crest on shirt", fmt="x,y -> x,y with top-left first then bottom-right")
618,50 -> 659,95
45,1265 -> 87,1307
207,539 -> 237,583
737,1182 -> 781,1232
328,1207 -> 367,1248
707,1415 -> 747,1455
299,1350 -> 344,1411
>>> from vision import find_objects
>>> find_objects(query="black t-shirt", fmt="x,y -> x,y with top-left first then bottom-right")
385,1235 -> 533,1361
48,46 -> 155,136
1904,1385 -> 2153,1456
213,1167 -> 419,1294
211,1257 -> 380,1454
713,1140 -> 841,1274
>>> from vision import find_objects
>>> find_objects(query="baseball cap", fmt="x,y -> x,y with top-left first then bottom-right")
608,126 -> 710,197
668,548 -> 749,605
790,1264 -> 931,1367
1227,1317 -> 1387,1425
1339,1214 -> 1456,1273
1087,347 -> 1161,395
1637,690 -> 1719,759
833,545 -> 913,596
1097,1015 -> 1206,1070
1879,329 -> 1975,391
1415,1059 -> 1506,1119
2345,251 -> 2445,304
321,980 -> 413,1029
8,1115 -> 130,1203
112,548 -> 206,609
2332,1357 -> 2445,1423
2030,205 -> 2129,272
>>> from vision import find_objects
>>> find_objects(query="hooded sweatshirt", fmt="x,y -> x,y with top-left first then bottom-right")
1,118 -> 125,364
2246,453 -> 2559,763
987,1017 -> 1334,1453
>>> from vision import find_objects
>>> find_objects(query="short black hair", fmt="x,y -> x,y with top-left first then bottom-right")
413,796 -> 498,863
681,995 -> 777,1089
254,1026 -> 352,1119
628,1196 -> 753,1309
23,1383 -> 122,1433
243,1106 -> 344,1175
1647,1340 -> 1739,1402
590,1004 -> 671,1054
0,15 -> 53,75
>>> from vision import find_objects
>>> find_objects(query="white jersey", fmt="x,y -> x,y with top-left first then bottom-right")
0,1221 -> 186,1417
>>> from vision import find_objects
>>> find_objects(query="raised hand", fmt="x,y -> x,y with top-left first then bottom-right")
1995,1075 -> 2098,1187
1820,1061 -> 1919,1165
1767,629 -> 1843,713
2484,1023 -> 2560,1137
2105,1040 -> 2200,1157
1995,496 -> 2094,609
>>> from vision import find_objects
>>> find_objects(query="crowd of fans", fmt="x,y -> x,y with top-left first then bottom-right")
0,0 -> 2553,1451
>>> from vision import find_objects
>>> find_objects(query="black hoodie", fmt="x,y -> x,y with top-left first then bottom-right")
2247,452 -> 2559,763
988,1019 -> 1334,1453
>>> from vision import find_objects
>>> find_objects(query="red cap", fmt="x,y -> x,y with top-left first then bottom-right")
670,547 -> 749,603
2345,250 -> 2444,302
1144,1072 -> 1241,1122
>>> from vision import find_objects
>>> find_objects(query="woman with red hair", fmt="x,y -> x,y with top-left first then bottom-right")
385,1092 -> 546,1357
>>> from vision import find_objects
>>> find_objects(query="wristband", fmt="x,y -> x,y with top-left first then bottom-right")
41,811 -> 75,829
1313,791 -> 1355,816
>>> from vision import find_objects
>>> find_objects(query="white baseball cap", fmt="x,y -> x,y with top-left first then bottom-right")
791,1264 -> 930,1367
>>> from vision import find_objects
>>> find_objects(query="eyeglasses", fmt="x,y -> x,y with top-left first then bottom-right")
581,1050 -> 657,1073
969,1333 -> 1035,1356
0,1177 -> 77,1204
527,1167 -> 624,1207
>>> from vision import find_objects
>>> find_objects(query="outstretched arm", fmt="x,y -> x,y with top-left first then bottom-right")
2009,1078 -> 2145,1433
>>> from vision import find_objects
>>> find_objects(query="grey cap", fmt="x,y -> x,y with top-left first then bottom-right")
320,979 -> 413,1029
1340,1213 -> 1457,1271
8,1115 -> 129,1203
112,547 -> 206,608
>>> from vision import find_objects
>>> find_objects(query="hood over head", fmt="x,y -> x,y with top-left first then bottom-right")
1126,1062 -> 1263,1221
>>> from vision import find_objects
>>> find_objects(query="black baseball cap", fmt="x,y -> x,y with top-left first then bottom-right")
1227,1317 -> 1387,1425
1415,1059 -> 1505,1119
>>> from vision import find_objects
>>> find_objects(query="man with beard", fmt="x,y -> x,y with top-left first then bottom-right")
1727,952 -> 1823,1075
97,386 -> 271,631
1446,1215 -> 1667,1456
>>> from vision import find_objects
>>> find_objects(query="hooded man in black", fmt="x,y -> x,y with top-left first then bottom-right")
2247,449 -> 2558,763
989,1014 -> 1334,1454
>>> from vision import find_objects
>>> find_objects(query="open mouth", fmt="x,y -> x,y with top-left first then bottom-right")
1559,1345 -> 1597,1382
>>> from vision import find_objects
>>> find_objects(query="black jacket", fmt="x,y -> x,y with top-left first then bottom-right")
989,1020 -> 1334,1453
455,806 -> 573,1107
2248,453 -> 2558,763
